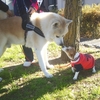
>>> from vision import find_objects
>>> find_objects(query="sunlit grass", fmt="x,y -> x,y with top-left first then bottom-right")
0,45 -> 24,68
0,43 -> 100,100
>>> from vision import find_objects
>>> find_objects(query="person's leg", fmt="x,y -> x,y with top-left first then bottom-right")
14,1 -> 34,67
23,45 -> 34,67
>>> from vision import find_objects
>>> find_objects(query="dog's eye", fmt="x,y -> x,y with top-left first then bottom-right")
56,36 -> 60,38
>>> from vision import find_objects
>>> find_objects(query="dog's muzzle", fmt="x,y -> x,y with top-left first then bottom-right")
60,43 -> 65,48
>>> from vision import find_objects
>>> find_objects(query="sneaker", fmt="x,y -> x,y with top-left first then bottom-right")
0,77 -> 2,82
23,61 -> 32,67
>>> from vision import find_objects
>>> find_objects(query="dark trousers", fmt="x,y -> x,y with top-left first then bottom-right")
23,46 -> 33,61
14,0 -> 34,62
21,14 -> 34,62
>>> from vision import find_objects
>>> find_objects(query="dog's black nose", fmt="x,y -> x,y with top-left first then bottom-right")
60,43 -> 65,48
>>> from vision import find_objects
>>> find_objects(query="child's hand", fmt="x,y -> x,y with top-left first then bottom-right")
7,10 -> 14,17
28,6 -> 36,15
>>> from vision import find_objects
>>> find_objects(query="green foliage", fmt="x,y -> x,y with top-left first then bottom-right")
58,4 -> 100,38
81,4 -> 100,38
0,45 -> 24,68
0,44 -> 100,100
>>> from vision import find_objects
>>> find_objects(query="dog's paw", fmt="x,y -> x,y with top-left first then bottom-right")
92,70 -> 96,73
47,65 -> 54,69
45,73 -> 53,78
72,70 -> 75,73
92,66 -> 96,73
73,77 -> 77,80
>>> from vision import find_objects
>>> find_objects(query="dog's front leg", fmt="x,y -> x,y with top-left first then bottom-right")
72,67 -> 75,73
43,46 -> 54,69
73,71 -> 79,80
92,66 -> 96,73
35,49 -> 53,78
0,45 -> 6,57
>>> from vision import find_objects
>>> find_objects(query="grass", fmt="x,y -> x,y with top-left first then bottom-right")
0,43 -> 100,100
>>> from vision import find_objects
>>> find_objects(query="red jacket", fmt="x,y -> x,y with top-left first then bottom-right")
14,0 -> 39,16
71,53 -> 95,71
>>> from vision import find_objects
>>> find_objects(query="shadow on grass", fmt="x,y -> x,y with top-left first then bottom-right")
0,57 -> 100,100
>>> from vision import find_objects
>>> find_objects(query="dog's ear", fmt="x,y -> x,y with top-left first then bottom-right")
66,19 -> 73,26
52,21 -> 60,28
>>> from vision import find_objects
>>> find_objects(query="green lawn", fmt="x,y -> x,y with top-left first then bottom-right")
0,43 -> 100,100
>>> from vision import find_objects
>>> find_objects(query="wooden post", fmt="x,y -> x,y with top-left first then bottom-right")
61,0 -> 82,61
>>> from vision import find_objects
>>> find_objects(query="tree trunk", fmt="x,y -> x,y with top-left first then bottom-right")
61,0 -> 82,61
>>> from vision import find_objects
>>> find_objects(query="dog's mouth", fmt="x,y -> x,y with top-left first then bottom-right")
71,55 -> 80,61
54,36 -> 64,46
60,43 -> 65,48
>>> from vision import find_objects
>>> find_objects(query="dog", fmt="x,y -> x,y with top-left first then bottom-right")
0,11 -> 72,78
62,46 -> 96,80
0,68 -> 4,82
0,10 -> 8,82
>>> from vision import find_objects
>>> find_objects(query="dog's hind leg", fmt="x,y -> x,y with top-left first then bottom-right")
6,40 -> 11,48
0,45 -> 6,82
0,36 -> 8,57
0,68 -> 4,82
35,49 -> 53,78
0,46 -> 6,57
92,66 -> 96,73
73,72 -> 79,80
0,40 -> 7,57
0,39 -> 7,57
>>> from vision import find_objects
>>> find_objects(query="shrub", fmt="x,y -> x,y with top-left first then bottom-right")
58,4 -> 100,38
81,4 -> 100,38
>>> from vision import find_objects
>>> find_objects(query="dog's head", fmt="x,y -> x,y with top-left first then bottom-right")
62,46 -> 77,60
30,12 -> 72,46
47,13 -> 72,46
49,16 -> 72,46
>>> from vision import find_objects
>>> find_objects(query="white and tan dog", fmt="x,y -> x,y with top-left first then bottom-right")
0,10 -> 72,78
0,10 -> 8,81
62,46 -> 96,80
